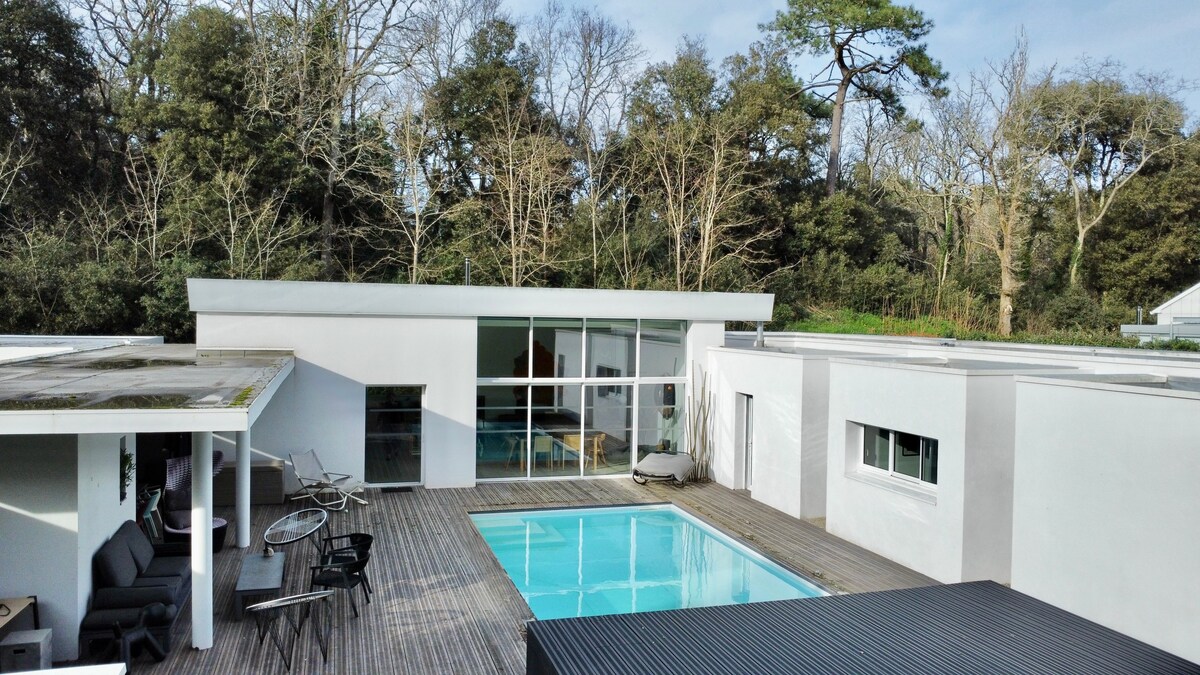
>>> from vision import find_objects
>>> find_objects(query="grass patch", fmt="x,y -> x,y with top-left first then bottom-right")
787,309 -> 1146,349
228,386 -> 255,407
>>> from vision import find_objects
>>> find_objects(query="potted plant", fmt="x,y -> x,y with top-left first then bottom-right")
119,446 -> 135,503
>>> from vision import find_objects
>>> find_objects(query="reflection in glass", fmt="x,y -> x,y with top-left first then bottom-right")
636,383 -> 685,462
532,318 -> 582,378
476,385 -> 527,479
639,320 -> 686,377
478,318 -> 530,378
586,319 -> 636,379
894,431 -> 921,479
531,385 -> 581,477
365,386 -> 422,483
863,425 -> 890,470
583,385 -> 632,476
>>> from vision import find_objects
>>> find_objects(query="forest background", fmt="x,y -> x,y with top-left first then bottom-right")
1,0 -> 1196,345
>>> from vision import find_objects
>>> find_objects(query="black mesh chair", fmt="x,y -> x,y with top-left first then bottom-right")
320,534 -> 374,596
309,551 -> 371,617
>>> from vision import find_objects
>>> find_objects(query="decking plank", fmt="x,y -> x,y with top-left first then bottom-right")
120,479 -> 933,674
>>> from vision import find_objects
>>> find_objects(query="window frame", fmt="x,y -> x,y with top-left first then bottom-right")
859,424 -> 938,486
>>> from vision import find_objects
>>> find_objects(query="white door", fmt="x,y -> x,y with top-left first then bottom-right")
740,394 -> 754,490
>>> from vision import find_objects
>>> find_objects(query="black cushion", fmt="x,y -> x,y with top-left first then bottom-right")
142,556 -> 190,581
95,535 -> 138,588
119,520 -> 156,573
94,583 -> 177,610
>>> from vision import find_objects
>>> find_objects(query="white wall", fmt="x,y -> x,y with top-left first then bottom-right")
706,348 -> 827,519
197,314 -> 477,488
960,377 -> 1016,582
826,361 -> 968,582
0,435 -> 80,660
76,434 -> 137,658
1012,380 -> 1200,663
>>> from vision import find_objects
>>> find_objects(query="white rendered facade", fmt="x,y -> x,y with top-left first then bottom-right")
1012,375 -> 1200,664
705,332 -> 1200,662
189,279 -> 768,489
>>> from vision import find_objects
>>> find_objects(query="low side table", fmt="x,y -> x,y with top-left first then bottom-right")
234,552 -> 287,619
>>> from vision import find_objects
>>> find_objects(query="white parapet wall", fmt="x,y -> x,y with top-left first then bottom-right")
1012,375 -> 1200,663
706,347 -> 839,520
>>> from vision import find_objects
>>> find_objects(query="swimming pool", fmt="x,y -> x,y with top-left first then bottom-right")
470,503 -> 827,620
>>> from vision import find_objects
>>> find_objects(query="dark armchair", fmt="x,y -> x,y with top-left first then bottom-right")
309,551 -> 372,617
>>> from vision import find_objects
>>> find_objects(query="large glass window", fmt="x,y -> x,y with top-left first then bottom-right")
636,383 -> 684,462
477,317 -> 686,482
531,385 -> 582,478
532,318 -> 582,378
639,320 -> 685,378
365,386 -> 422,484
478,318 -> 531,378
586,319 -> 636,379
861,425 -> 938,485
584,384 -> 632,476
476,385 -> 526,479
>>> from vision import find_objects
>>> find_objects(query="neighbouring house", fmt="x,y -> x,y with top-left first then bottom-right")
1121,279 -> 1200,343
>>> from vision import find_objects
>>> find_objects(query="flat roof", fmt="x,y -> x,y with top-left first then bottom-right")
0,344 -> 293,434
526,581 -> 1198,675
829,355 -> 1081,375
187,278 -> 774,322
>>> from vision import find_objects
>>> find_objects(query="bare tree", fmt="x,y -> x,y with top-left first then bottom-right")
531,2 -> 644,284
476,90 -> 575,286
240,0 -> 418,276
960,39 -> 1055,335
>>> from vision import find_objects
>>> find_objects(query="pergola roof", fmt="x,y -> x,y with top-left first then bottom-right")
0,343 -> 293,434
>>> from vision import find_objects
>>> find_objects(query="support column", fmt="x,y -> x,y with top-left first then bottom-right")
191,431 -> 214,650
236,430 -> 251,548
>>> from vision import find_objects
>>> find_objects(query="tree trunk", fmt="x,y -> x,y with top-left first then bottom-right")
998,261 -> 1017,336
825,79 -> 850,196
1068,231 -> 1085,287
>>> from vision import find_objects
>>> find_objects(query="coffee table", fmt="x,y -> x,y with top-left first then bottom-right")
264,508 -> 328,552
234,552 -> 287,619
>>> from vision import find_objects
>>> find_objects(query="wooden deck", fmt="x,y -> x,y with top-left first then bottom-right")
128,480 -> 935,674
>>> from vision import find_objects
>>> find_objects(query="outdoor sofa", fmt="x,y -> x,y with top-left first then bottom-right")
78,520 -> 191,655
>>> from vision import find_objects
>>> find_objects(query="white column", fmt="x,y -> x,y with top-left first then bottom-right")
235,430 -> 251,548
191,431 -> 214,650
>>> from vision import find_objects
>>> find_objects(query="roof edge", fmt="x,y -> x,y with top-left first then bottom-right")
187,278 -> 774,322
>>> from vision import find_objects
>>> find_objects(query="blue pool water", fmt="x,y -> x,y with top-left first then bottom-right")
470,504 -> 826,620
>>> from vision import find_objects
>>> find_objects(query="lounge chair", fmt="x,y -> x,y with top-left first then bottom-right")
289,450 -> 367,511
632,451 -> 695,487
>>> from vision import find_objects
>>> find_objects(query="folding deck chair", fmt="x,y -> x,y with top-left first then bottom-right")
289,450 -> 367,511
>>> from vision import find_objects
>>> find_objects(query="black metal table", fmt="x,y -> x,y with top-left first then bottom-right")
246,590 -> 334,671
234,552 -> 287,619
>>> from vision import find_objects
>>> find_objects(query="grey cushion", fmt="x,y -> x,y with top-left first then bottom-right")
94,583 -> 177,610
80,604 -> 177,630
142,556 -> 190,581
95,535 -> 138,588
118,520 -> 156,573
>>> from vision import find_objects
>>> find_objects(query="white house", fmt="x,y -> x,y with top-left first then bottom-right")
706,332 -> 1200,663
188,279 -> 773,490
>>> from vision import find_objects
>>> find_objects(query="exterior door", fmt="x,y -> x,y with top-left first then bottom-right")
740,393 -> 754,490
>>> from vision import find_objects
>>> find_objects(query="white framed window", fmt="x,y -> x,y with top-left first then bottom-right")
861,424 -> 938,485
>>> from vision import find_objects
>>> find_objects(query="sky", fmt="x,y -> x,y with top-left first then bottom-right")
502,0 -> 1200,119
